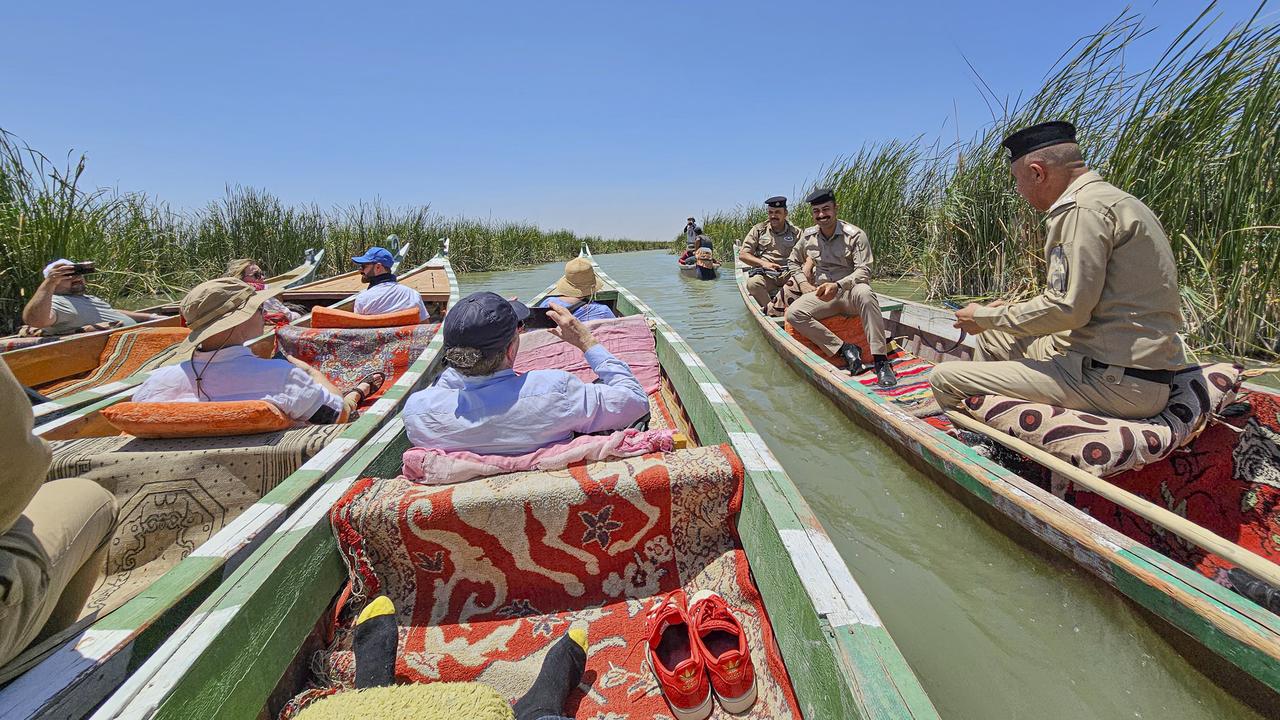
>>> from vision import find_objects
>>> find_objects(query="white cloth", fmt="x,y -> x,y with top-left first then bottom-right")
352,281 -> 427,321
132,345 -> 342,421
48,294 -> 136,335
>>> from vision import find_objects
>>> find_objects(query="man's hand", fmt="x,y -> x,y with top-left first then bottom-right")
815,282 -> 839,302
547,303 -> 598,352
761,260 -> 782,272
42,263 -> 77,288
953,302 -> 985,334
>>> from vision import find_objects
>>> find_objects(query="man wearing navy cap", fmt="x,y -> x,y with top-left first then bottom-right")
784,188 -> 897,387
401,292 -> 649,455
930,120 -> 1186,419
739,196 -> 802,307
351,246 -> 427,321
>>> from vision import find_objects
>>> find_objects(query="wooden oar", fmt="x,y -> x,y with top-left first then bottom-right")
947,410 -> 1280,589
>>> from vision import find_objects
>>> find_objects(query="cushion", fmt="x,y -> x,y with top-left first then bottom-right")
101,400 -> 294,438
310,306 -> 420,329
292,683 -> 513,720
784,315 -> 869,367
960,363 -> 1243,477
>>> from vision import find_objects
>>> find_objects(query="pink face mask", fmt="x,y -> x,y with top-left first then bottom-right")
247,280 -> 267,291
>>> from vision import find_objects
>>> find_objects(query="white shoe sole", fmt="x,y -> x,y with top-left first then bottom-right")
648,656 -> 714,720
714,679 -> 758,714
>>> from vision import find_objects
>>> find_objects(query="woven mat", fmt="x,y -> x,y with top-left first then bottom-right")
46,424 -> 342,619
37,327 -> 190,398
277,323 -> 438,406
291,446 -> 801,719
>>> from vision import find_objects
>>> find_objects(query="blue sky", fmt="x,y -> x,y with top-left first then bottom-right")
2,1 -> 1226,241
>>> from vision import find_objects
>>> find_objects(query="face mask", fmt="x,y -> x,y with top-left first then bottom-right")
247,280 -> 267,291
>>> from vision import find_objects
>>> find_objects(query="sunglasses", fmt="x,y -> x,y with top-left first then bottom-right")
247,271 -> 266,280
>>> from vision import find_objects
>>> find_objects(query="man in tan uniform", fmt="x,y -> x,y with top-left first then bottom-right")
930,121 -> 1186,420
784,188 -> 897,387
0,362 -> 116,666
739,196 -> 802,308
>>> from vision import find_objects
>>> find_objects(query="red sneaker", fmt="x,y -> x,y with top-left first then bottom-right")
644,591 -> 713,720
689,589 -> 757,713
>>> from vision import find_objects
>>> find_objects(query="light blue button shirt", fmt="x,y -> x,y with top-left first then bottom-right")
538,296 -> 617,323
403,344 -> 649,455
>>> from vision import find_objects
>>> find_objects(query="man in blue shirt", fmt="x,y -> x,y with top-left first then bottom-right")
537,257 -> 615,323
403,292 -> 649,455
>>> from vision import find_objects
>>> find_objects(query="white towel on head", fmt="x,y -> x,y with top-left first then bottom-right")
43,258 -> 74,278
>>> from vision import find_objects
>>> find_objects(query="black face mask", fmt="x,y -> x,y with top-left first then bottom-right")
364,272 -> 397,286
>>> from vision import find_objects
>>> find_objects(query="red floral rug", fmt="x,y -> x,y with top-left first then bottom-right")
276,323 -> 438,406
286,445 -> 802,719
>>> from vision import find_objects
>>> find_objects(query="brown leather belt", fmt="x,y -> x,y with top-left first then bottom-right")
1087,358 -> 1175,385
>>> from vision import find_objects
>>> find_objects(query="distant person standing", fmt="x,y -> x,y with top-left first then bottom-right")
350,246 -> 427,321
739,196 -> 802,307
784,188 -> 897,387
684,217 -> 698,245
21,259 -> 161,335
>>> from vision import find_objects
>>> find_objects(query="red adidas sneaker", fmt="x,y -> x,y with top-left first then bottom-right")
689,589 -> 757,713
644,591 -> 713,720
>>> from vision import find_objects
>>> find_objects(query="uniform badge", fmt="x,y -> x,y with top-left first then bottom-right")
1048,245 -> 1068,294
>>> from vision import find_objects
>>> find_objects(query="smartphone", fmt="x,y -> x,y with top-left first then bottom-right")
941,299 -> 963,310
523,306 -> 557,330
71,262 -> 97,275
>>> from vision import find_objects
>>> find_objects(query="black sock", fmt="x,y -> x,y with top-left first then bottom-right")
513,631 -> 588,720
354,596 -> 398,689
873,354 -> 888,363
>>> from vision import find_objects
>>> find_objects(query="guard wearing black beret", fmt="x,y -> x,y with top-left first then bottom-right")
781,188 -> 897,387
931,120 -> 1187,420
739,196 -> 802,308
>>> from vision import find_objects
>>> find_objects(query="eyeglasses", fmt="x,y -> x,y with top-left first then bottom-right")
247,271 -> 266,280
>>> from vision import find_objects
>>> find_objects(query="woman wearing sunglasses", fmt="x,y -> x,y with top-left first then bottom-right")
225,258 -> 302,323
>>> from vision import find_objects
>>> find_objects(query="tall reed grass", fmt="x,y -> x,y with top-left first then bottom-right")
0,132 -> 665,335
698,2 -> 1279,359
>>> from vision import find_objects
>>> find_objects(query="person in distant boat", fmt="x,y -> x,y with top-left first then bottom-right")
929,121 -> 1186,419
784,188 -> 897,387
350,246 -> 428,321
694,247 -> 720,272
684,217 -> 698,245
402,291 -> 649,455
678,241 -> 698,267
20,259 -> 162,335
538,257 -> 615,323
0,360 -> 116,666
693,230 -> 714,252
225,258 -> 302,322
132,278 -> 382,424
740,196 -> 802,307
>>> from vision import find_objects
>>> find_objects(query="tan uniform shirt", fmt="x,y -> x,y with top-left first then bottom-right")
0,362 -> 51,536
973,171 -> 1186,370
788,220 -> 874,289
741,220 -> 802,267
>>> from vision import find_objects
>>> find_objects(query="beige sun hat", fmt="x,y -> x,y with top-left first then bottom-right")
176,277 -> 282,353
552,257 -> 604,297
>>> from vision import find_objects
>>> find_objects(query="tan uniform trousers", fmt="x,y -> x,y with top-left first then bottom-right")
0,478 -> 116,666
744,273 -> 786,308
784,283 -> 889,355
929,330 -> 1171,420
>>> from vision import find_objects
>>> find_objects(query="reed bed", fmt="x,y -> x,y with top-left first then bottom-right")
697,2 -> 1279,359
0,133 -> 664,335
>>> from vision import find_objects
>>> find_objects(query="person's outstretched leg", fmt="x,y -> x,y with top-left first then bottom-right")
513,628 -> 588,720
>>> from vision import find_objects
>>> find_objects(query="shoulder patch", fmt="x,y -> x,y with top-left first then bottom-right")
801,226 -> 819,237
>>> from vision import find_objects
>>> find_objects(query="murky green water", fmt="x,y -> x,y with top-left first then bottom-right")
461,249 -> 1262,720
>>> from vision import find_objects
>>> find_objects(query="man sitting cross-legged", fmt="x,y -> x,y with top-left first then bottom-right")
132,278 -> 381,424
403,291 -> 649,455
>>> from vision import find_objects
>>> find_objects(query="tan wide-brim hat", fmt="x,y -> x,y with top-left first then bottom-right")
175,277 -> 282,354
552,257 -> 604,297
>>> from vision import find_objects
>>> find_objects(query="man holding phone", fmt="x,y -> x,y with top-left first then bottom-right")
21,259 -> 161,335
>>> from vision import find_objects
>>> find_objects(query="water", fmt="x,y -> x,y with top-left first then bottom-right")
461,249 -> 1263,720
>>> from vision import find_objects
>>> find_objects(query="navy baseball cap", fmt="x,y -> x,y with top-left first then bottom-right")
351,246 -> 395,268
443,291 -> 531,352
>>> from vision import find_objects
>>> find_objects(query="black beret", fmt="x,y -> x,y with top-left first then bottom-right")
1002,121 -> 1077,163
765,196 -> 787,209
805,188 -> 836,206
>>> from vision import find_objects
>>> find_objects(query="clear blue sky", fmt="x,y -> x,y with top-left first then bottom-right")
2,0 -> 1225,241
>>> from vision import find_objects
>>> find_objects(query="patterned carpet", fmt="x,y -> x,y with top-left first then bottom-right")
277,323 -> 438,406
284,446 -> 802,719
36,327 -> 191,398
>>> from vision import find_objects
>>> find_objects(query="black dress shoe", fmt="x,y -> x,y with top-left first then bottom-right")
874,358 -> 897,388
838,343 -> 865,375
1228,568 -> 1280,613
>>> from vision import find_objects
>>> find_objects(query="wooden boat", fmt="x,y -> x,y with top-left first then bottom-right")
18,246 -> 409,425
733,256 -> 1280,708
90,245 -> 938,720
678,258 -> 721,280
0,245 -> 458,719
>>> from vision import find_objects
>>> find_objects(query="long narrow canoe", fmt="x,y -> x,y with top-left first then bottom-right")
90,245 -> 938,720
22,245 -> 416,425
734,256 -> 1280,708
0,246 -> 458,720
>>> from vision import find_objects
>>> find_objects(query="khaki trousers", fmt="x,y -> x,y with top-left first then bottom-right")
744,273 -> 785,308
929,331 -> 1171,420
784,283 -> 889,355
0,478 -> 116,666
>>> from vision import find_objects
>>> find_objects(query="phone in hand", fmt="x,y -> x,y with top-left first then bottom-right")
71,262 -> 97,275
523,305 -> 557,330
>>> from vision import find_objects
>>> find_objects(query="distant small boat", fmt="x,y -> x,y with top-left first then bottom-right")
678,258 -> 720,280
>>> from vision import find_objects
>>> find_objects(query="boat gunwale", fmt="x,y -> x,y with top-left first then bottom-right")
730,255 -> 1280,695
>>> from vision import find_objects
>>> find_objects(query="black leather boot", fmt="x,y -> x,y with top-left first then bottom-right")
837,343 -> 865,375
873,355 -> 897,388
